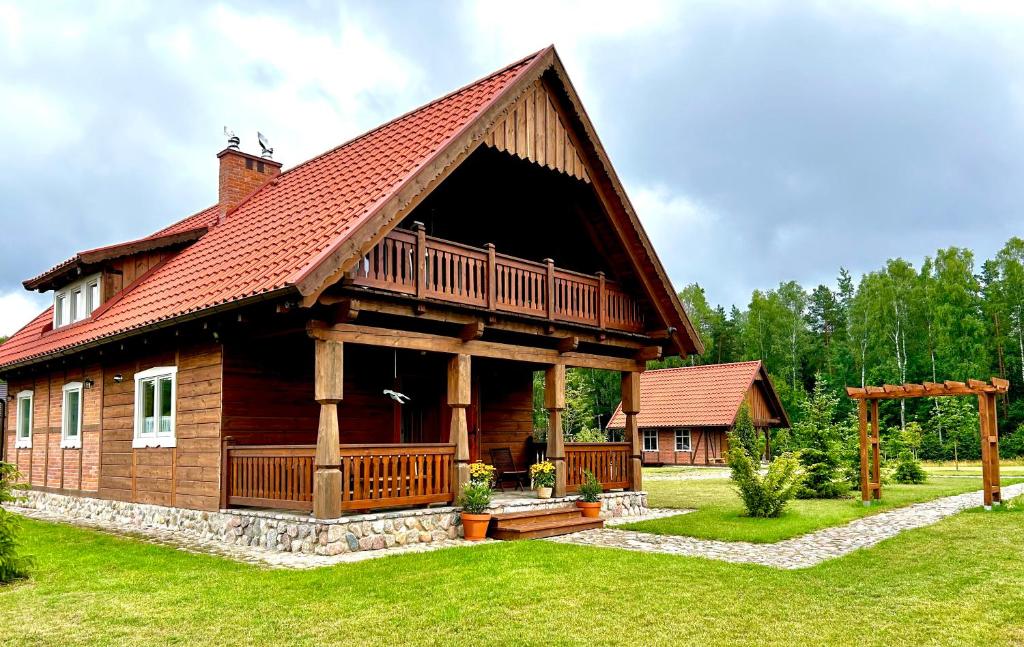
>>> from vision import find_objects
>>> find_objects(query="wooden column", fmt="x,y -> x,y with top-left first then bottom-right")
870,399 -> 882,502
448,354 -> 471,498
313,339 -> 343,519
545,364 -> 567,497
858,399 -> 869,505
622,371 -> 643,492
544,258 -> 555,322
596,271 -> 607,331
979,393 -> 1002,508
485,243 -> 496,312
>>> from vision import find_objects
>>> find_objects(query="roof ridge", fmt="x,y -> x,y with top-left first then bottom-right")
265,47 -> 550,186
644,360 -> 762,374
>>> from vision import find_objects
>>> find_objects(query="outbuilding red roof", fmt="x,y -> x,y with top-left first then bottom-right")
607,361 -> 786,429
0,51 -> 543,370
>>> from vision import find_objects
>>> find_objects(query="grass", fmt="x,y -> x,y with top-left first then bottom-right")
2,500 -> 1024,646
921,460 -> 1024,477
620,473 -> 1023,543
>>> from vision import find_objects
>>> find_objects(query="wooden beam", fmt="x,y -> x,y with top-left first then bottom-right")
459,321 -> 485,342
634,346 -> 662,362
556,336 -> 579,354
992,376 -> 1010,391
308,322 -> 646,372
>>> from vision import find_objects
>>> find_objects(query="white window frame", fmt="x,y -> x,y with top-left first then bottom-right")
53,272 -> 102,329
132,366 -> 177,448
675,428 -> 692,452
15,390 -> 33,449
643,429 -> 658,452
61,382 -> 84,449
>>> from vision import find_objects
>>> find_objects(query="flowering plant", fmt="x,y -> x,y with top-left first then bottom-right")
469,462 -> 496,487
530,460 -> 556,488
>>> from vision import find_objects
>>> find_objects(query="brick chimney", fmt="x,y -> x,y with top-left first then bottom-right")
217,146 -> 281,220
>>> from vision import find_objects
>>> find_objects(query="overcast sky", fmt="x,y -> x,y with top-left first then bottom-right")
2,0 -> 1023,335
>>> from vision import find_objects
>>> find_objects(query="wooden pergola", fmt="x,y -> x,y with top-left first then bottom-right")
845,378 -> 1010,509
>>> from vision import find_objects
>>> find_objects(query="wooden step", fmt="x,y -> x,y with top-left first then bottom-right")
487,507 -> 603,540
491,507 -> 583,528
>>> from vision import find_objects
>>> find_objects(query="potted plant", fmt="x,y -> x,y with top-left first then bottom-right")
530,460 -> 556,499
575,469 -> 603,518
459,461 -> 496,541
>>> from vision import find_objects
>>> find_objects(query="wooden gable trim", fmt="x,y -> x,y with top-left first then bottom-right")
748,364 -> 790,427
482,79 -> 590,183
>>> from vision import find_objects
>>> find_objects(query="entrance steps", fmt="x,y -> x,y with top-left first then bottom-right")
487,506 -> 603,540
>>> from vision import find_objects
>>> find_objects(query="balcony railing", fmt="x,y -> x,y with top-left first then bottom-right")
350,225 -> 646,334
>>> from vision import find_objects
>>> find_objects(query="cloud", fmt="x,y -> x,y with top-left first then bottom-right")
0,291 -> 47,338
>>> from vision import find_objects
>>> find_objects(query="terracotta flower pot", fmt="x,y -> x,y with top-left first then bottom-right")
536,486 -> 553,499
575,501 -> 602,518
461,512 -> 491,541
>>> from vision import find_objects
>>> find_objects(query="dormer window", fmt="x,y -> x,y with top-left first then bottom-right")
54,273 -> 101,328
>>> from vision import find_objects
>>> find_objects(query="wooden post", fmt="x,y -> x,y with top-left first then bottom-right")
485,243 -> 496,312
448,354 -> 471,498
858,399 -> 869,505
596,271 -> 606,330
544,258 -> 555,322
545,364 -> 567,497
622,371 -> 643,492
313,339 -> 343,519
870,399 -> 881,501
979,393 -> 1001,509
413,221 -> 426,313
220,436 -> 233,510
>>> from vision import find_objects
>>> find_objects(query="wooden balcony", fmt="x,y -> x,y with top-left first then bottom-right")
350,225 -> 646,334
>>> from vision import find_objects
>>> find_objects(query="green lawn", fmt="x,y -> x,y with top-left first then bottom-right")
1,501 -> 1024,646
621,475 -> 1023,543
922,461 -> 1024,477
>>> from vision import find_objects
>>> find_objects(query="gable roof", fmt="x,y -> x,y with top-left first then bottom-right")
0,46 -> 700,371
606,361 -> 790,429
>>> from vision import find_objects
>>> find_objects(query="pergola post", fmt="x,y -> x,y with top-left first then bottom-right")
313,339 -> 343,519
858,399 -> 869,505
979,392 -> 1002,509
545,364 -> 567,497
622,371 -> 643,492
858,398 -> 882,505
448,354 -> 471,498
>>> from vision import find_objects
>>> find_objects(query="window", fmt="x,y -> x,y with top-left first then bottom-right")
53,273 -> 101,328
133,367 -> 177,448
675,429 -> 692,452
61,382 -> 83,449
643,429 -> 658,452
15,391 -> 33,449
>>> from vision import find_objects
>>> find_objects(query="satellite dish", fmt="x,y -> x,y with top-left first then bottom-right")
257,131 -> 273,160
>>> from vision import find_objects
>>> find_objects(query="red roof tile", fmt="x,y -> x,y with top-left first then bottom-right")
0,51 -> 543,370
607,361 -> 769,428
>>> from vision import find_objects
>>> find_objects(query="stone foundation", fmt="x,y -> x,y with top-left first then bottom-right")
10,489 -> 648,557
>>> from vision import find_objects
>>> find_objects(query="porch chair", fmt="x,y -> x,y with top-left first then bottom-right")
489,448 -> 530,492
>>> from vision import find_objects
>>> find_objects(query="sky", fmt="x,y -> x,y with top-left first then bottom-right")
1,0 -> 1023,336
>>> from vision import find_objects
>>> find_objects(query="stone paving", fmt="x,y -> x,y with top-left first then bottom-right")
547,482 -> 1024,569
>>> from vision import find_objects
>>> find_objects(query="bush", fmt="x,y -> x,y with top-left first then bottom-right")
791,374 -> 846,498
796,448 -> 849,499
892,451 -> 927,484
457,481 -> 493,514
0,462 -> 32,583
726,436 -> 802,518
732,404 -> 761,459
572,427 -> 607,443
577,470 -> 602,502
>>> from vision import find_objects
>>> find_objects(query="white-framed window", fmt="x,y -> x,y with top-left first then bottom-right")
675,428 -> 692,452
133,366 -> 177,448
61,382 -> 83,449
643,429 -> 658,452
15,390 -> 33,449
53,273 -> 101,329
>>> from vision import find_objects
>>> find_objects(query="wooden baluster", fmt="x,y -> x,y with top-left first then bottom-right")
313,339 -> 343,519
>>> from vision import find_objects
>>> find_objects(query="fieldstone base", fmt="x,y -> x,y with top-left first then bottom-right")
8,489 -> 649,560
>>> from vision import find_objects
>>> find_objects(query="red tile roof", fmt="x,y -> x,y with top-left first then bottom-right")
0,50 -> 543,370
607,361 -> 772,428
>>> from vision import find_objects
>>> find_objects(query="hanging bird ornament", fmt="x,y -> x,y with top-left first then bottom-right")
383,389 -> 410,404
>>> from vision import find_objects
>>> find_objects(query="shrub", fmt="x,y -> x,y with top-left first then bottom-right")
726,436 -> 802,518
0,462 -> 32,583
577,470 -> 602,502
530,461 -> 556,488
892,451 -> 927,484
732,404 -> 761,459
457,481 -> 492,514
792,374 -> 846,498
796,448 -> 849,499
572,427 -> 607,443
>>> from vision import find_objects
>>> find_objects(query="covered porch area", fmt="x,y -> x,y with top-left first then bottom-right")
219,324 -> 646,518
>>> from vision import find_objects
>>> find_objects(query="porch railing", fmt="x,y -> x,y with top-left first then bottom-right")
351,226 -> 646,333
565,442 -> 631,491
223,442 -> 456,512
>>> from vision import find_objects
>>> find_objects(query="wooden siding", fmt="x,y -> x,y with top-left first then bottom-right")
483,79 -> 591,183
101,249 -> 168,302
746,382 -> 775,426
477,361 -> 534,471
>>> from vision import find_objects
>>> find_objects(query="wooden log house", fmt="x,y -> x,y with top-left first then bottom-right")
607,361 -> 789,465
0,47 -> 702,519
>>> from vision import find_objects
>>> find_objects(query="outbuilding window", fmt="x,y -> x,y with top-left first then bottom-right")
15,391 -> 33,449
643,429 -> 658,452
675,429 -> 691,452
61,382 -> 83,449
133,367 -> 177,448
